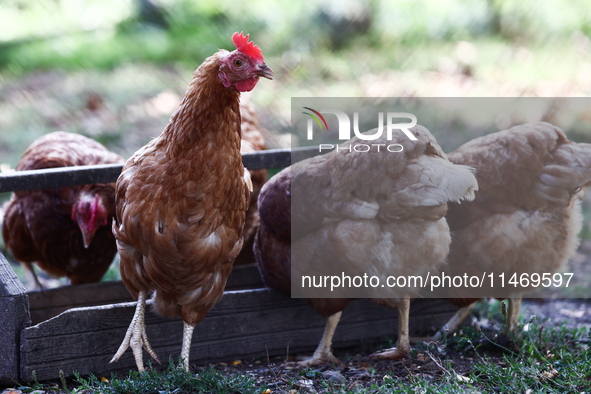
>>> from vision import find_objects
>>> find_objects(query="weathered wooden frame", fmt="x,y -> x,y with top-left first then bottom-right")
0,147 -> 457,383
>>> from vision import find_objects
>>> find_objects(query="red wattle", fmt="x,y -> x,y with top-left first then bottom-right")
235,77 -> 259,92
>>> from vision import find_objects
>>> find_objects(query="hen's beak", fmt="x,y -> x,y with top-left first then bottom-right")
255,64 -> 274,80
81,228 -> 95,249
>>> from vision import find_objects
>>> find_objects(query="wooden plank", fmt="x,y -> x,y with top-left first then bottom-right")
0,148 -> 322,193
27,281 -> 132,326
20,288 -> 456,381
0,252 -> 31,384
27,264 -> 263,325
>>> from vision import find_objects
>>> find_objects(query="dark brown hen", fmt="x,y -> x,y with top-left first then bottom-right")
2,131 -> 124,290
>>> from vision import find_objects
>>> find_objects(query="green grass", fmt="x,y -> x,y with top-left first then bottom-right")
363,300 -> 591,393
469,323 -> 591,393
73,359 -> 266,394
445,302 -> 591,393
6,308 -> 591,393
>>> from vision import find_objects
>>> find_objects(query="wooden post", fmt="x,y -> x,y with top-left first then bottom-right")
0,252 -> 31,384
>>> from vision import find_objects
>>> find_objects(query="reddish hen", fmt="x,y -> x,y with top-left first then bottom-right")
110,32 -> 273,372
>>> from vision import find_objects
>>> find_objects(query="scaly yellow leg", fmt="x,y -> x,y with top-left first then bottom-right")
370,298 -> 411,360
507,296 -> 522,332
287,312 -> 344,367
110,290 -> 161,372
180,322 -> 195,371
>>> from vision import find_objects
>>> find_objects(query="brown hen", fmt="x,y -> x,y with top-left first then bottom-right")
437,122 -> 591,337
110,32 -> 273,372
254,125 -> 478,366
2,131 -> 124,290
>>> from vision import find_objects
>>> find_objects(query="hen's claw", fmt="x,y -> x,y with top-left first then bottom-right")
369,347 -> 410,361
286,352 -> 345,368
141,323 -> 161,364
110,290 -> 160,372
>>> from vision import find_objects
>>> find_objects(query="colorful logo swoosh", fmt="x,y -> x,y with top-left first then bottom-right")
302,107 -> 328,131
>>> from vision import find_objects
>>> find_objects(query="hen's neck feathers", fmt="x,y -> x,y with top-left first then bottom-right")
163,50 -> 241,159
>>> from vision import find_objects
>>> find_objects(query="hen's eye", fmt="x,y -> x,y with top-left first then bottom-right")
234,59 -> 243,67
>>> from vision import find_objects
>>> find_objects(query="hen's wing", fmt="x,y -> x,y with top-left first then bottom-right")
254,166 -> 291,291
288,126 -> 477,300
254,166 -> 352,318
291,125 -> 477,238
447,122 -> 591,229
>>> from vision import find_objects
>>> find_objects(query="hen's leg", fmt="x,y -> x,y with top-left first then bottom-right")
110,290 -> 160,372
21,262 -> 44,291
507,296 -> 522,332
410,301 -> 477,344
180,322 -> 195,371
370,298 -> 411,360
288,312 -> 344,367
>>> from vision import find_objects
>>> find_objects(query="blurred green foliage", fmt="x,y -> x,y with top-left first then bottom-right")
0,0 -> 590,75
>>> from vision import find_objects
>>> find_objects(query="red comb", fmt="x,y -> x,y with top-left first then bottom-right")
232,31 -> 264,62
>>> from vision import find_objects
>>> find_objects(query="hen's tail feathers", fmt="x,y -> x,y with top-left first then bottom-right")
412,158 -> 479,207
538,142 -> 591,205
438,162 -> 479,204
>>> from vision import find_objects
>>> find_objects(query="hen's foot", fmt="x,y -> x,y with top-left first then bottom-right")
372,298 -> 412,361
410,302 -> 478,345
369,346 -> 410,361
286,352 -> 345,368
285,312 -> 345,368
110,291 -> 160,372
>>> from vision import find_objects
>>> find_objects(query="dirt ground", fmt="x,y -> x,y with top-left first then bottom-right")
209,343 -> 483,393
200,297 -> 591,393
